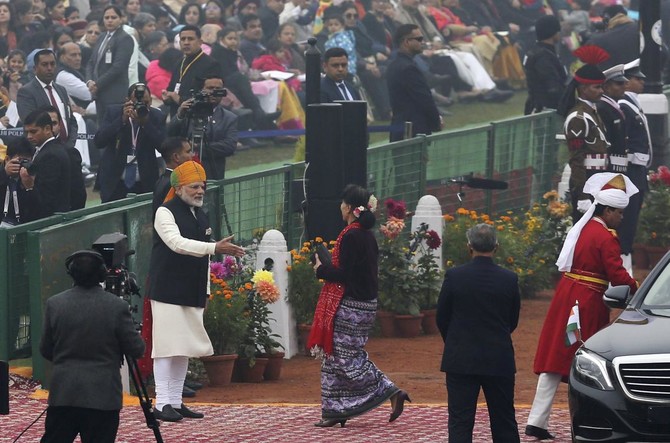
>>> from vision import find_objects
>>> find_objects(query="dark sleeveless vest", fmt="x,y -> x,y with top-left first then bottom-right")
148,197 -> 211,308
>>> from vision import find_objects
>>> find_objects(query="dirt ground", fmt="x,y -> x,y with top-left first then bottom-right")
194,269 -> 646,407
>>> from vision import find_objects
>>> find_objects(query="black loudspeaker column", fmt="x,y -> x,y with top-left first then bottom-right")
305,101 -> 369,241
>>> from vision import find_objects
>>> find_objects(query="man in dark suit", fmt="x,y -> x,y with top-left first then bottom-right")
22,110 -> 72,219
86,5 -> 134,124
94,82 -> 165,203
168,74 -> 237,180
17,49 -> 78,148
436,223 -> 521,443
40,249 -> 145,443
153,137 -> 194,215
386,24 -> 441,141
320,47 -> 362,103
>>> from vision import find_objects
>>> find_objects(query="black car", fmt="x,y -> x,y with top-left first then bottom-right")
569,252 -> 670,442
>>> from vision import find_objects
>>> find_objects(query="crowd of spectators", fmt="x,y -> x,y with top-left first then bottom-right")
0,0 -> 652,225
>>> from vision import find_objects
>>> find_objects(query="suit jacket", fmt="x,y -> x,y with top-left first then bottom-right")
386,52 -> 440,141
94,105 -> 165,202
16,79 -> 78,148
32,138 -> 72,218
320,77 -> 361,103
436,256 -> 520,376
152,168 -> 172,216
86,28 -> 134,109
40,285 -> 145,410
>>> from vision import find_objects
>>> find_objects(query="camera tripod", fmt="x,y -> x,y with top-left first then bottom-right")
125,353 -> 163,443
191,118 -> 233,236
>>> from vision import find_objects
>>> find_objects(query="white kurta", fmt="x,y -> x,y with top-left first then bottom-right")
151,205 -> 216,358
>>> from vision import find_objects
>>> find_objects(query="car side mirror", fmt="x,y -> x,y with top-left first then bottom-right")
603,285 -> 631,309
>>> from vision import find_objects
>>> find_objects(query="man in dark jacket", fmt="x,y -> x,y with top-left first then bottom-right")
597,64 -> 629,174
94,83 -> 165,202
436,223 -> 521,443
40,249 -> 145,443
523,15 -> 567,114
0,137 -> 38,226
168,75 -> 237,180
320,48 -> 362,103
22,109 -> 72,218
148,160 -> 244,422
587,5 -> 639,70
386,24 -> 441,141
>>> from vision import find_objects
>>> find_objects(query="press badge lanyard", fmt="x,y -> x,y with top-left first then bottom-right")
3,181 -> 20,223
128,120 -> 141,164
175,51 -> 204,94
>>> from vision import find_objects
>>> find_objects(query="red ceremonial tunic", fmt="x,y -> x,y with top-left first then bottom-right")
533,218 -> 637,379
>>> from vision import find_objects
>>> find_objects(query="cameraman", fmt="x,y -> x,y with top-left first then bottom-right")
168,74 -> 238,180
94,82 -> 166,203
39,249 -> 145,443
0,137 -> 38,226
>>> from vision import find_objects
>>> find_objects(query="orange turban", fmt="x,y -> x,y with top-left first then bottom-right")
163,160 -> 207,203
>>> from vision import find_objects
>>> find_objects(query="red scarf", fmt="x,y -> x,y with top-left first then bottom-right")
307,222 -> 360,358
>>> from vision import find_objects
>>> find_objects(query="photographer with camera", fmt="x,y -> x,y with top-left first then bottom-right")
39,249 -> 145,443
94,82 -> 166,203
168,74 -> 238,179
0,137 -> 38,226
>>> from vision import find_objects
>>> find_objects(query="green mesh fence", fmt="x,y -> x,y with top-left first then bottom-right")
1,111 -> 561,370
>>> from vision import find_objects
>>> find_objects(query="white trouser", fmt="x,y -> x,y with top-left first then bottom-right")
447,51 -> 497,91
154,356 -> 189,411
527,372 -> 562,429
621,253 -> 633,278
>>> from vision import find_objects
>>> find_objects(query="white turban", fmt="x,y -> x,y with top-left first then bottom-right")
556,173 -> 639,272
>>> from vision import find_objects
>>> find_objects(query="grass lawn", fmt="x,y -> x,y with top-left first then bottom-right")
226,92 -> 528,176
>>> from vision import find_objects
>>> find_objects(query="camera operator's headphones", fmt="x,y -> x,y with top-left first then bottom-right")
65,249 -> 107,283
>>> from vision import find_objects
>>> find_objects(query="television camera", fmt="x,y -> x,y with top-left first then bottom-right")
92,233 -> 163,442
187,87 -> 227,120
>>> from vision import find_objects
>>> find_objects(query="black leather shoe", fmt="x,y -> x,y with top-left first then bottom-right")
525,425 -> 555,440
175,403 -> 204,419
480,88 -> 514,103
184,380 -> 203,390
182,386 -> 196,398
154,405 -> 183,422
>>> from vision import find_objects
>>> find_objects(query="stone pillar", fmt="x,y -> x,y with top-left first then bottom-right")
256,230 -> 297,358
410,195 -> 445,271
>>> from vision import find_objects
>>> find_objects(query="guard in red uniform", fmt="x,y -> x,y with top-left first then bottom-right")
525,173 -> 639,440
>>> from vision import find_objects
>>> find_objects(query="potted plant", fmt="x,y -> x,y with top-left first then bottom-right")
410,223 -> 442,335
637,166 -> 670,268
237,267 -> 282,382
287,239 -> 325,352
378,199 -> 423,338
202,258 -> 250,386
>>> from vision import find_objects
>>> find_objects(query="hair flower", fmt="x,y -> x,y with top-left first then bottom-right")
353,205 -> 366,218
368,194 -> 378,213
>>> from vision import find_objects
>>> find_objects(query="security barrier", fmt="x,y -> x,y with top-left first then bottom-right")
0,111 -> 560,383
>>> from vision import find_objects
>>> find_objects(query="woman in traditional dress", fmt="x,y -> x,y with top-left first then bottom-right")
310,184 -> 410,428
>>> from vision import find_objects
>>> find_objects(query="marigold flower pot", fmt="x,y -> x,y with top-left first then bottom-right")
238,357 -> 269,383
260,351 -> 285,381
376,310 -> 396,337
420,309 -> 439,335
201,354 -> 237,386
394,314 -> 424,338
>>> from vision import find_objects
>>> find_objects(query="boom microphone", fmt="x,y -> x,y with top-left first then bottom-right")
466,177 -> 508,190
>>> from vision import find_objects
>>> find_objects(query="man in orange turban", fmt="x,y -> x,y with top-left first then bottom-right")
147,160 -> 244,422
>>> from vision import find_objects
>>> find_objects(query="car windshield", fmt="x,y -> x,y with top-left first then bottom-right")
641,260 -> 670,311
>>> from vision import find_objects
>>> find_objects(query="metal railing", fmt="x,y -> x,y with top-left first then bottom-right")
0,111 -> 560,384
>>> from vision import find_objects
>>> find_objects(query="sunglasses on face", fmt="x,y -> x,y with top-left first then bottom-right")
345,13 -> 358,18
87,30 -> 100,34
407,36 -> 424,42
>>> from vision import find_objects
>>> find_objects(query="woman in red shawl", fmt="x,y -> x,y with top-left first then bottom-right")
309,184 -> 410,428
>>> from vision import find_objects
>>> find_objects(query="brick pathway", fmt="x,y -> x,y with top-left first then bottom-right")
4,388 -> 572,442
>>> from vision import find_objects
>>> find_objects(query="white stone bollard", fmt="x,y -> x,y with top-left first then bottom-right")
410,195 -> 445,271
256,230 -> 297,358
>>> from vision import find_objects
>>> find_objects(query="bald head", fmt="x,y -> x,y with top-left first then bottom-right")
59,42 -> 83,70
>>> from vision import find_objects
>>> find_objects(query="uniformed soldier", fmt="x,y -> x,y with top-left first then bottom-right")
597,64 -> 629,173
558,45 -> 611,222
523,15 -> 567,114
617,59 -> 651,274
